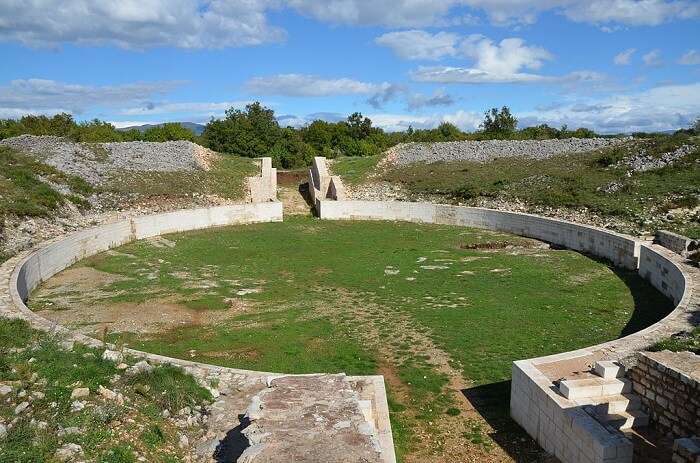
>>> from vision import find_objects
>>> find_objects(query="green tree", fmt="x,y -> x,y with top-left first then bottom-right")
143,123 -> 196,142
480,106 -> 518,137
346,112 -> 373,140
202,102 -> 281,158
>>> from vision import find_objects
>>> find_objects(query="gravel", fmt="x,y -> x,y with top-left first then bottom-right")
383,137 -> 629,166
617,144 -> 694,173
0,135 -> 216,185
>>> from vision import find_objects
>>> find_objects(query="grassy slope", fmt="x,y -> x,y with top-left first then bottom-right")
32,216 -> 674,459
0,144 -> 256,222
336,135 -> 700,238
0,318 -> 211,463
330,155 -> 381,184
0,146 -> 94,218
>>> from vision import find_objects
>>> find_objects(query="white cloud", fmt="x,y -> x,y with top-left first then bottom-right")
375,30 -> 459,60
244,74 -> 389,96
614,48 -> 636,65
406,89 -> 455,110
118,101 -> 250,116
679,50 -> 700,65
522,82 -> 700,133
0,78 -> 182,115
460,35 -> 551,75
108,120 -> 163,129
398,34 -> 574,85
365,110 -> 483,132
462,0 -> 700,26
410,66 -> 604,85
286,0 -> 467,28
642,49 -> 663,67
0,0 -> 285,49
561,0 -> 700,26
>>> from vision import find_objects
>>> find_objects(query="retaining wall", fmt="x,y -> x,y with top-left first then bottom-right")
246,157 -> 277,203
317,199 -> 699,463
628,351 -> 700,439
1,200 -> 398,463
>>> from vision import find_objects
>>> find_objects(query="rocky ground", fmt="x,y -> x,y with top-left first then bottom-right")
382,137 -> 629,166
0,136 -> 249,259
0,135 -> 215,185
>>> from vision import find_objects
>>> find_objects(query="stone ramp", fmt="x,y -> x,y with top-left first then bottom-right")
235,374 -> 387,463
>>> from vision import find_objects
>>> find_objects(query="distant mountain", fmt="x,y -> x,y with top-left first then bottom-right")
118,122 -> 206,135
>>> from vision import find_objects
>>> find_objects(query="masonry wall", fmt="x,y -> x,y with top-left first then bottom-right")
318,200 -> 639,269
318,199 -> 697,463
14,203 -> 283,301
628,351 -> 700,439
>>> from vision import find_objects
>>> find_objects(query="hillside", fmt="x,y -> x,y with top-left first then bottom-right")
331,133 -> 700,239
0,135 -> 256,259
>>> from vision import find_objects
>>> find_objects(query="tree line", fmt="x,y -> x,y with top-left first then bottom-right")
1,104 -> 614,168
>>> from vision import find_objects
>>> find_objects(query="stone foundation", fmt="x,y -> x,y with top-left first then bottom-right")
628,351 -> 700,439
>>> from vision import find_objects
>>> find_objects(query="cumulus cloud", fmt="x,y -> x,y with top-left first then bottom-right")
244,74 -> 388,97
642,49 -> 664,67
0,0 -> 285,49
286,0 -> 468,28
392,34 -> 579,85
522,82 -> 700,133
405,89 -> 456,110
375,30 -> 459,60
0,78 -> 182,116
462,0 -> 700,26
614,48 -> 636,65
679,50 -> 700,65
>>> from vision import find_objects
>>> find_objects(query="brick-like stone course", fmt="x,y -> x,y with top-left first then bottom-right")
629,351 -> 700,439
673,437 -> 700,463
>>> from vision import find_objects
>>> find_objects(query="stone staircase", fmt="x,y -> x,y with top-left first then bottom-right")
559,361 -> 649,434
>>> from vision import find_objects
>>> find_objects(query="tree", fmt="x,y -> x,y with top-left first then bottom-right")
346,112 -> 373,140
143,123 -> 196,142
202,102 -> 282,158
480,106 -> 518,136
694,118 -> 700,134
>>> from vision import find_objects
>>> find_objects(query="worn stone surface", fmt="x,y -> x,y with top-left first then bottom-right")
236,374 -> 383,463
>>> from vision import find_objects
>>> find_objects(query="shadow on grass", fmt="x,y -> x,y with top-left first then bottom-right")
610,264 -> 675,338
461,381 -> 555,463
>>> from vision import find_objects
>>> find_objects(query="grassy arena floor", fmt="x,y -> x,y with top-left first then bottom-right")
29,216 -> 674,461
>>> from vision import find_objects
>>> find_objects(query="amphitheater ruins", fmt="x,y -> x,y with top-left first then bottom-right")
1,155 -> 699,463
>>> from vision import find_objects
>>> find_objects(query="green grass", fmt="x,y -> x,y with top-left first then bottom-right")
331,155 -> 380,184
32,216 -> 675,460
650,327 -> 700,354
0,317 -> 211,462
105,153 -> 256,201
0,146 -> 94,217
373,134 -> 700,237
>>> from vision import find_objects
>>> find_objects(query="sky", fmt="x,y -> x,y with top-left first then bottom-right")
0,0 -> 699,133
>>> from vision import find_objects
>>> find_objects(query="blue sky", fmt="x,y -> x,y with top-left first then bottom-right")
1,1 -> 699,133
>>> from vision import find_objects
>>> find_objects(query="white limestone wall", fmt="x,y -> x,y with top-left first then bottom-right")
14,203 -> 282,302
247,157 -> 277,203
318,199 -> 698,463
318,200 -> 639,269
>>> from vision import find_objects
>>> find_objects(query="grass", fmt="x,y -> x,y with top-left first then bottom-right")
650,326 -> 700,354
0,146 -> 94,217
0,317 -> 211,462
340,134 -> 700,238
31,216 -> 675,460
330,155 -> 380,184
382,136 -> 699,217
105,153 -> 256,201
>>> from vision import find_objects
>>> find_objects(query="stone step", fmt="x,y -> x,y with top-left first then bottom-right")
588,393 -> 642,414
593,360 -> 626,379
596,409 -> 649,431
559,377 -> 632,400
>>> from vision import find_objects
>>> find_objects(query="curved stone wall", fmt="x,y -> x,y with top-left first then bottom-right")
317,199 -> 698,463
3,198 -> 697,463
